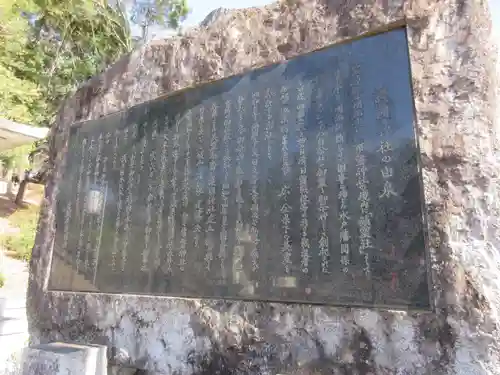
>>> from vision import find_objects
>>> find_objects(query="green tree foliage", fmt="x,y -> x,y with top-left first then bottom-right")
0,0 -> 188,177
1,0 -> 188,128
129,0 -> 189,42
0,0 -> 132,126
0,0 -> 48,124
24,0 -> 135,126
0,145 -> 32,173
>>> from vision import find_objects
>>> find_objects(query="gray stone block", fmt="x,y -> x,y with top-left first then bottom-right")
21,342 -> 107,375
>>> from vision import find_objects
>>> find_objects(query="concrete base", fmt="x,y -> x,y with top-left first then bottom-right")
107,367 -> 137,375
0,297 -> 29,368
21,342 -> 107,375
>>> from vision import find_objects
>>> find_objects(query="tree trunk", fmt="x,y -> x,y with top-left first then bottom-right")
6,170 -> 13,196
15,179 -> 28,206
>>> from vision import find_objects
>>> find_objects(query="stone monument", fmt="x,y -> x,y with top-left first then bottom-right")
27,0 -> 500,373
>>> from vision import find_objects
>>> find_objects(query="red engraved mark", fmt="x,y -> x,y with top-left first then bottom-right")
391,273 -> 397,291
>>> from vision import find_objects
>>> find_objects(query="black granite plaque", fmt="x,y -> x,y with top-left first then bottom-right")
49,27 -> 430,309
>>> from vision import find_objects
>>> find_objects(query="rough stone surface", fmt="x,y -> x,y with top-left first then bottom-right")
27,0 -> 500,374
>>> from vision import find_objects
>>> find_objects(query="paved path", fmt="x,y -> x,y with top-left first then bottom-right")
0,252 -> 29,374
0,188 -> 43,374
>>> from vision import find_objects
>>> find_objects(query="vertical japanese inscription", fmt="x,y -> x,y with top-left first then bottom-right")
61,135 -> 79,261
179,110 -> 193,271
109,130 -> 119,271
193,107 -> 205,252
142,119 -> 158,272
250,92 -> 260,272
166,115 -> 180,273
335,70 -> 350,273
233,96 -> 245,284
112,130 -> 119,171
90,134 -> 104,272
60,135 -> 80,261
83,137 -> 96,272
375,88 -> 397,199
122,125 -> 138,272
156,117 -> 169,269
112,128 -> 127,272
315,87 -> 329,274
61,192 -> 72,255
205,103 -> 219,271
374,87 -> 398,290
264,88 -> 274,161
220,101 -> 231,280
101,133 -> 110,214
296,81 -> 309,274
93,133 -> 110,283
280,86 -> 292,274
351,63 -> 372,277
74,138 -> 87,274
